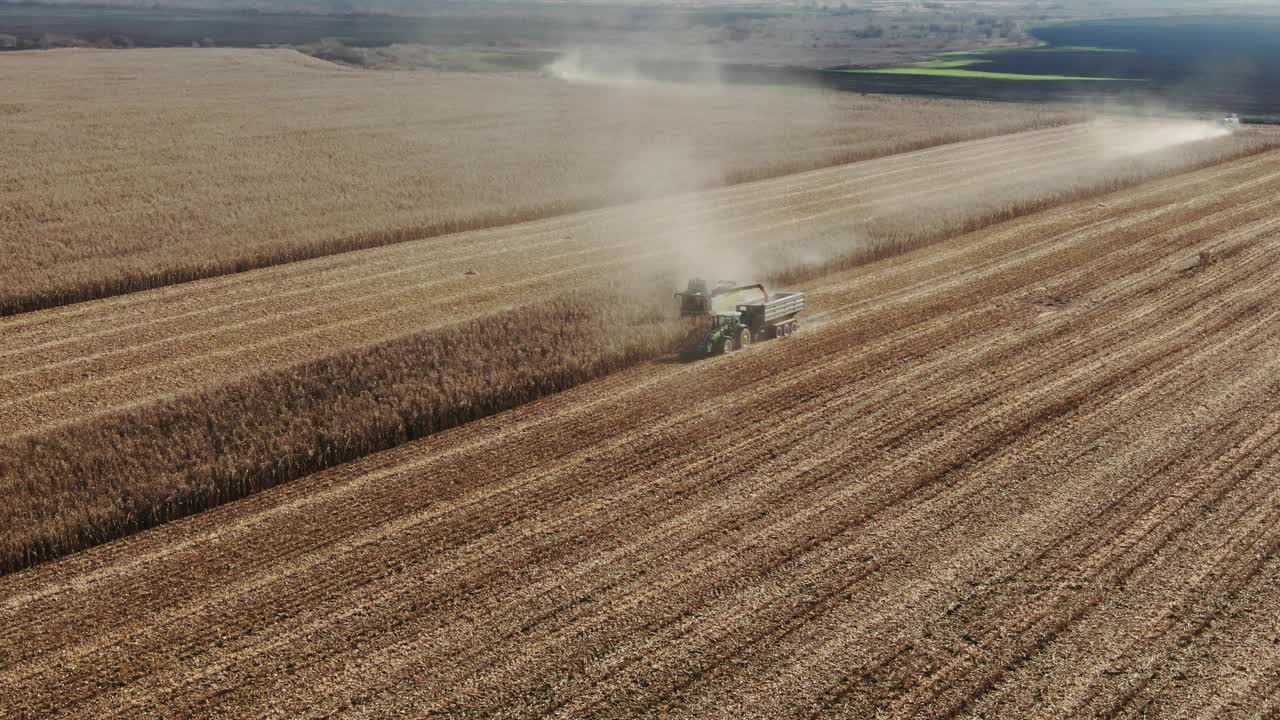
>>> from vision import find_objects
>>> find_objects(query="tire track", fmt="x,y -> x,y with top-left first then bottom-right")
4,150 -> 1280,719
2,125 -> 1261,438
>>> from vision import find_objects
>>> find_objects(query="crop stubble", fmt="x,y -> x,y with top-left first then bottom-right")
0,121 -> 1265,438
0,48 -> 1076,315
3,150 -> 1280,718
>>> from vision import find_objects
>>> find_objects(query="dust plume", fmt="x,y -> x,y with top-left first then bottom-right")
1089,117 -> 1230,159
544,9 -> 730,90
603,141 -> 862,302
545,45 -> 1238,310
546,42 -> 855,299
605,151 -> 755,297
546,47 -> 725,88
545,28 -> 749,302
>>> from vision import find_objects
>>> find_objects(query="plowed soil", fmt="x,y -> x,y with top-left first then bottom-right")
0,121 -> 1250,437
3,150 -> 1279,718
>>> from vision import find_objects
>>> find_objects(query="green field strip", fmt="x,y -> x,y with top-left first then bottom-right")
844,66 -> 1140,81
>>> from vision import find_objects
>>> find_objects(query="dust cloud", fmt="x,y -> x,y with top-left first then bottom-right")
546,43 -> 853,300
1089,117 -> 1230,159
603,146 -> 857,301
546,48 -> 725,88
605,154 -> 760,297
544,47 -> 1239,307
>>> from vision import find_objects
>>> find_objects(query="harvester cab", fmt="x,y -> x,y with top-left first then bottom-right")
676,278 -> 746,317
676,277 -> 712,317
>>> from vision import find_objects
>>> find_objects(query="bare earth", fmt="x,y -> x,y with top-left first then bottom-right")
3,150 -> 1279,718
0,120 -> 1249,438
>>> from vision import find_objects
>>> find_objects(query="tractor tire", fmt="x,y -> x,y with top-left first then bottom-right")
720,337 -> 734,355
738,328 -> 752,349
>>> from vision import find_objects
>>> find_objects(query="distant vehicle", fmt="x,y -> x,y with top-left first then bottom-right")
1219,113 -> 1242,131
676,278 -> 806,355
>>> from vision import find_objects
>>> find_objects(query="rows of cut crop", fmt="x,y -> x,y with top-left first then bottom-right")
1,124 -> 1269,442
4,148 -> 1280,718
0,289 -> 687,573
0,48 -> 1081,315
1,139 -> 1274,575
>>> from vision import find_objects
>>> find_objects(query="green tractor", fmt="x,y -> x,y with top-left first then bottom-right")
676,278 -> 806,356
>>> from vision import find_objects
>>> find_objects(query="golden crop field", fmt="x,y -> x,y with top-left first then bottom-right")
5,147 -> 1280,718
5,42 -> 1280,720
0,119 -> 1270,572
4,119 -> 1267,440
0,48 -> 1076,314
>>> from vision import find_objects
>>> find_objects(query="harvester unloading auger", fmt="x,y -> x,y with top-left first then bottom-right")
676,278 -> 806,356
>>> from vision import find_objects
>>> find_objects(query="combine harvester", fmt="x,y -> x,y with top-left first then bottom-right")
677,278 -> 806,356
1219,113 -> 1242,131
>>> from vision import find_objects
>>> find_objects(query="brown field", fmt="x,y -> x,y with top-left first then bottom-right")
0,119 -> 1269,572
3,149 -> 1280,717
0,48 -> 1079,315
0,292 -> 690,572
1,120 -> 1266,442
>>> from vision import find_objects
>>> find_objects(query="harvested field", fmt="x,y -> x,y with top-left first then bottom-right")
0,292 -> 689,572
4,150 -> 1280,718
0,47 -> 1076,315
1,121 -> 1267,439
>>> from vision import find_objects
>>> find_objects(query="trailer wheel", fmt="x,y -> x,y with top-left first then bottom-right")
789,321 -> 799,335
772,324 -> 784,339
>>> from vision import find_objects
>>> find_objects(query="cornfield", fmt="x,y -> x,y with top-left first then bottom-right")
0,48 -> 1078,315
0,290 -> 686,572
3,133 -> 1274,574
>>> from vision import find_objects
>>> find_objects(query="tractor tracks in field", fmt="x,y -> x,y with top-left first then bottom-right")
5,123 -> 1254,438
1,123 -> 1095,350
4,150 -> 1280,718
0,126 -> 1093,419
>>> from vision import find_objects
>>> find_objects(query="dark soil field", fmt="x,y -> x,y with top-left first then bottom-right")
567,15 -> 1280,121
1007,17 -> 1280,117
814,16 -> 1280,119
6,3 -> 1276,115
